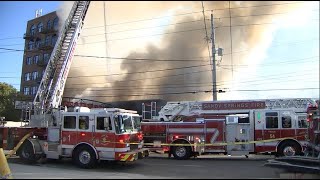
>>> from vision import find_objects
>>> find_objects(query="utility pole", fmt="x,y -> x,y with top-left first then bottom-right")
211,12 -> 217,101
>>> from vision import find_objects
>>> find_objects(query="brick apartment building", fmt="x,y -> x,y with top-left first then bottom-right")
20,11 -> 59,102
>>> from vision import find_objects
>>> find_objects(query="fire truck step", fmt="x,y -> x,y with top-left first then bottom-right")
48,143 -> 59,151
46,151 -> 60,159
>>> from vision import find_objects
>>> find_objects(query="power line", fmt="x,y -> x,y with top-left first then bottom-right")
66,70 -> 316,88
88,37 -> 318,56
82,19 -> 204,37
231,88 -> 319,92
68,56 -> 318,78
68,69 -> 212,85
63,87 -> 319,98
218,56 -> 319,67
68,63 -> 211,78
0,37 -> 22,41
74,54 -> 207,62
64,77 -> 319,92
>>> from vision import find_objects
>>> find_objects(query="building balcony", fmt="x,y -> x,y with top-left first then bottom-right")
23,33 -> 35,40
39,27 -> 57,34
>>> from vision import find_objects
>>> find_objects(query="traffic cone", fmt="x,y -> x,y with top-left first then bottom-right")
0,148 -> 13,179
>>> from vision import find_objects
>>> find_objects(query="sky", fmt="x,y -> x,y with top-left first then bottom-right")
0,1 -> 319,103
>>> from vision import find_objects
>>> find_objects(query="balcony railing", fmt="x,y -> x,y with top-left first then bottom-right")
39,27 -> 58,34
23,33 -> 35,40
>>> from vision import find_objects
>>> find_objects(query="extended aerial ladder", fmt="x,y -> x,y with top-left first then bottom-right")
32,1 -> 90,126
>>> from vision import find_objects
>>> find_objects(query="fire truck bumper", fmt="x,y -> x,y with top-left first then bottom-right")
118,148 -> 148,162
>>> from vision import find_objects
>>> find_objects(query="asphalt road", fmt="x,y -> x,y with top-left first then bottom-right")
6,153 -> 318,179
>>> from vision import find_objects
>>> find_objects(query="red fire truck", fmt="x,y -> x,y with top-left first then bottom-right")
141,98 -> 317,160
0,1 -> 145,169
1,107 -> 145,168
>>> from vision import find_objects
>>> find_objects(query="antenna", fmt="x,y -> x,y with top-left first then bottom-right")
35,9 -> 43,18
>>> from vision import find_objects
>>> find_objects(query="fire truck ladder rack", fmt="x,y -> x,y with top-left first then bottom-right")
157,98 -> 317,121
33,1 -> 90,115
177,98 -> 316,113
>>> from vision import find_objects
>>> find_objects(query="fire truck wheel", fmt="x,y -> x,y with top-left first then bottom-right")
18,140 -> 38,163
73,146 -> 97,169
277,141 -> 301,157
172,145 -> 191,160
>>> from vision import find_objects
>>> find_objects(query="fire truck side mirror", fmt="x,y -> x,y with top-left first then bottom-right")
104,117 -> 110,130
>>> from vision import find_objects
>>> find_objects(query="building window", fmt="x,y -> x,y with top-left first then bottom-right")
53,17 -> 59,30
45,36 -> 50,46
64,116 -> 76,129
28,41 -> 34,50
30,25 -> 36,35
51,34 -> 57,46
30,86 -> 37,95
282,116 -> 292,128
37,22 -> 43,32
24,73 -> 31,81
47,20 -> 52,30
33,55 -> 39,64
32,71 -> 38,80
35,39 -> 41,48
23,87 -> 30,95
26,57 -> 32,65
266,112 -> 278,129
43,53 -> 50,62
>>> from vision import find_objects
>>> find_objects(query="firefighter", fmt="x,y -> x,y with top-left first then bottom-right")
79,117 -> 87,130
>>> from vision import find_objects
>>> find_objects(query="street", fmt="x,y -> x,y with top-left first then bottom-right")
7,153 -> 317,179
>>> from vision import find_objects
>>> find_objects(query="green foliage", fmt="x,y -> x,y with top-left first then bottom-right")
0,82 -> 20,121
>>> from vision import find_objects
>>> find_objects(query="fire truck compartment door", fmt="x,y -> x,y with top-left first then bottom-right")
226,116 -> 253,153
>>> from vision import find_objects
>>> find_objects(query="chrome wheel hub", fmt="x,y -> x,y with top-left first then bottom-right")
79,151 -> 91,164
283,146 -> 296,156
176,147 -> 186,157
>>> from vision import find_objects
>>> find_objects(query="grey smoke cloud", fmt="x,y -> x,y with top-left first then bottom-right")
59,1 -> 303,102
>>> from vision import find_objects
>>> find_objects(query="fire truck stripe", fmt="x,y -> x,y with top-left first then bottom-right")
61,145 -> 130,152
167,128 -> 217,133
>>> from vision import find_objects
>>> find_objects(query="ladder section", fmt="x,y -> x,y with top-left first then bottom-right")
142,102 -> 157,120
33,1 -> 90,115
158,98 -> 317,117
265,98 -> 316,110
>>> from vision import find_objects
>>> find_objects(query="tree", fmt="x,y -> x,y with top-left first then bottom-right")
0,82 -> 20,121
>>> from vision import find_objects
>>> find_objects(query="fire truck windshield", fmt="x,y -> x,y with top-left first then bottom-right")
132,116 -> 141,131
114,114 -> 135,134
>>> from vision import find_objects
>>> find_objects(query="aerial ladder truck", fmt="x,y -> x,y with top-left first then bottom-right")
0,1 -> 145,169
141,98 -> 317,160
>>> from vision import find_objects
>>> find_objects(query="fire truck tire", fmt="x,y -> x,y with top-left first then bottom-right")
172,145 -> 192,160
18,140 -> 39,163
73,145 -> 97,169
277,141 -> 302,157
